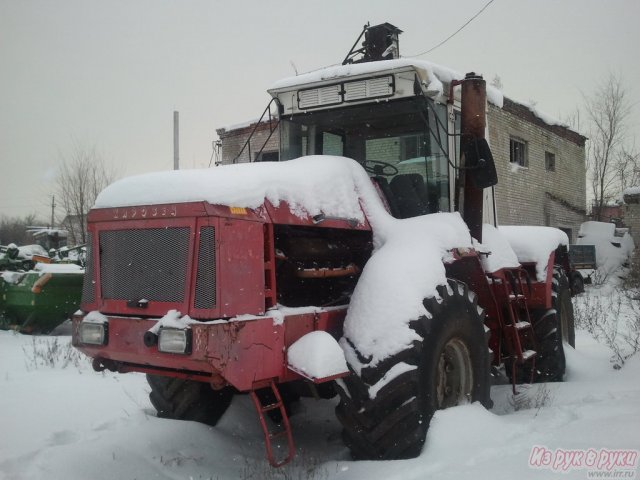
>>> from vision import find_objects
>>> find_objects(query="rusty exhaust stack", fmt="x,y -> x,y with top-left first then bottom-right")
459,72 -> 487,242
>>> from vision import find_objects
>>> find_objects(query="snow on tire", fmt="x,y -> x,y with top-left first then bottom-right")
146,374 -> 234,426
335,279 -> 492,460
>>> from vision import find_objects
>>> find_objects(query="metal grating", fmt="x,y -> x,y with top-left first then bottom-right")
194,226 -> 216,309
344,76 -> 393,102
81,233 -> 95,303
99,227 -> 190,302
298,84 -> 342,109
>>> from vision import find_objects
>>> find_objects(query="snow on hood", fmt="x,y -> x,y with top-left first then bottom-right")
270,58 -> 504,108
498,226 -> 568,281
94,156 -> 384,224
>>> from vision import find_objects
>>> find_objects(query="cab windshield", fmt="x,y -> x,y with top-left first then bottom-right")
279,98 -> 451,218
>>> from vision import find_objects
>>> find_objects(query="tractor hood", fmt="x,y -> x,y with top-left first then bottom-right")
94,156 -> 380,226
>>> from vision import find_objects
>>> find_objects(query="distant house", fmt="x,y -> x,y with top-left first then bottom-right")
590,203 -> 624,226
30,228 -> 69,250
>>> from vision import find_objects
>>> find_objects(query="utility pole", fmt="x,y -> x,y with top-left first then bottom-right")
50,195 -> 56,228
173,111 -> 179,170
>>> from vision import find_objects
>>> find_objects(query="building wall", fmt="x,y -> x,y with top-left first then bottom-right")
488,101 -> 587,242
217,122 -> 280,164
623,194 -> 640,243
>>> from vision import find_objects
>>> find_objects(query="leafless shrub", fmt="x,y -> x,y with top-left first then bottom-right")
240,452 -> 334,480
510,383 -> 554,416
22,336 -> 87,370
573,286 -> 640,367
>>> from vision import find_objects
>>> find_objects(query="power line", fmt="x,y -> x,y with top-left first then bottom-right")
406,0 -> 496,58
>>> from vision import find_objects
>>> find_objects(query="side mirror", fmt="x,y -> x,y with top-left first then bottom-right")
462,138 -> 498,188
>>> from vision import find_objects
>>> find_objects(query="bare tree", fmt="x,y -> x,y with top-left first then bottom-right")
585,74 -> 634,219
616,145 -> 640,193
0,214 -> 40,245
55,144 -> 116,245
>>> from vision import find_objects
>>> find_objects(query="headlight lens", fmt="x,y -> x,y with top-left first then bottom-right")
79,322 -> 107,345
158,328 -> 191,354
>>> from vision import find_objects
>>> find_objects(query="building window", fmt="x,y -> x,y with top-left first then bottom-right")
400,134 -> 425,159
545,151 -> 556,171
510,137 -> 528,167
255,151 -> 279,162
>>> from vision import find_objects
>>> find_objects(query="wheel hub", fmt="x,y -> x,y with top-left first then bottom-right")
436,337 -> 473,409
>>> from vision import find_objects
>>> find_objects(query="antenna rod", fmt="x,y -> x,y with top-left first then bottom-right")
173,111 -> 179,170
50,195 -> 55,228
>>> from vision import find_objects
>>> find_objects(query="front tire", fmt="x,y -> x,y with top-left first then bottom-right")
146,375 -> 234,426
336,279 -> 491,460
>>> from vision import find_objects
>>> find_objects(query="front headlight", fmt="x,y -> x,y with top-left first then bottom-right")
158,328 -> 191,354
79,322 -> 108,345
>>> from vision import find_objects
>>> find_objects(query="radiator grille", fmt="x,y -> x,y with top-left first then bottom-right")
99,227 -> 190,302
194,226 -> 216,309
81,233 -> 95,303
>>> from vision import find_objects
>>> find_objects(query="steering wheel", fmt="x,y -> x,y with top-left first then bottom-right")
363,160 -> 399,176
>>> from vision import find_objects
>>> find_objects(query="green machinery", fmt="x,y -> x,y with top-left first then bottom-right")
0,244 -> 84,334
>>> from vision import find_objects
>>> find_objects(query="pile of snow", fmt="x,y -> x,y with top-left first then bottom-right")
342,212 -> 473,373
33,263 -> 83,274
147,309 -> 195,334
512,98 -> 570,128
84,310 -> 109,325
499,226 -> 569,281
623,186 -> 640,197
287,331 -> 348,380
2,320 -> 640,479
577,221 -> 634,275
270,58 -> 504,108
0,271 -> 26,285
478,224 -> 520,273
17,244 -> 48,259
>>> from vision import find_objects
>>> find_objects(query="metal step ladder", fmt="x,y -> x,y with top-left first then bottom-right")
249,381 -> 296,467
503,268 -> 538,393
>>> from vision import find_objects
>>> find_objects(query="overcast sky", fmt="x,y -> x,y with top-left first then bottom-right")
1,0 -> 639,223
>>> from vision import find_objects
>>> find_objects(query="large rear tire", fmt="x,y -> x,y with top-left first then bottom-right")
336,279 -> 491,460
146,375 -> 234,426
530,267 -> 575,382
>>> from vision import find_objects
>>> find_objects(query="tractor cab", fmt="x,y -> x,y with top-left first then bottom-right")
277,95 -> 454,218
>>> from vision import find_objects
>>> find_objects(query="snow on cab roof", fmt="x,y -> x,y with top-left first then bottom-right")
269,58 -> 504,107
268,58 -> 581,131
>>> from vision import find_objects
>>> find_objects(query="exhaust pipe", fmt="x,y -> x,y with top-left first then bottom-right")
459,72 -> 488,242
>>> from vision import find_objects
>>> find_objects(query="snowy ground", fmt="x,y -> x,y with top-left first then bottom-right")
1,291 -> 640,480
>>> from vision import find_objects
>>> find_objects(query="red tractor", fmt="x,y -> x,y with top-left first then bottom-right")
73,23 -> 576,466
